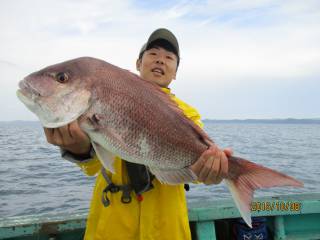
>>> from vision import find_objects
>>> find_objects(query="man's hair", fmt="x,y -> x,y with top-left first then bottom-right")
139,39 -> 180,67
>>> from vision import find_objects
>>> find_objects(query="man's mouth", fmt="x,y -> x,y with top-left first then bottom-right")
151,68 -> 164,75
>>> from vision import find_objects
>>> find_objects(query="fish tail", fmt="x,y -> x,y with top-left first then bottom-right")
225,156 -> 303,228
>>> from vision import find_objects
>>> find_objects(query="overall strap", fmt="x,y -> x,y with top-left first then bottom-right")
101,168 -> 132,207
101,162 -> 190,207
125,161 -> 155,195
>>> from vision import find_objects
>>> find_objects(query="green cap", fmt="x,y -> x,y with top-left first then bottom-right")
139,28 -> 180,59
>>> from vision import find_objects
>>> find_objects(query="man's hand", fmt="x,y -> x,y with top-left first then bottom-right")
190,145 -> 233,185
43,121 -> 91,155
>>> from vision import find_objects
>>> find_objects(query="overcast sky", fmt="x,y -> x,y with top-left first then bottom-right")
1,0 -> 319,121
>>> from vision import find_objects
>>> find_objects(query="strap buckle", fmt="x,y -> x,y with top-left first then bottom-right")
101,174 -> 133,207
102,183 -> 121,207
121,185 -> 132,204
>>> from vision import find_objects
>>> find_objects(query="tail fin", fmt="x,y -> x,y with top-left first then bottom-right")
225,156 -> 303,228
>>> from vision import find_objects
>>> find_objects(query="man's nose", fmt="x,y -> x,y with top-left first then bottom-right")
156,59 -> 164,64
156,55 -> 165,64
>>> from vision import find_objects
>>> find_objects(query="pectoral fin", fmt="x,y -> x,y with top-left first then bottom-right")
92,142 -> 116,173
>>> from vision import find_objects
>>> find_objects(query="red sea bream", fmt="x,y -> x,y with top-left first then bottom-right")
17,57 -> 303,227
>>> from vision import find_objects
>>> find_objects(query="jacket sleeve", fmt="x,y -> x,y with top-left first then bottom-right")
60,148 -> 102,176
171,95 -> 204,128
170,95 -> 204,184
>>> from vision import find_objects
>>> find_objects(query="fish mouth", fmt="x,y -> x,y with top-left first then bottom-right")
18,79 -> 41,98
151,67 -> 165,75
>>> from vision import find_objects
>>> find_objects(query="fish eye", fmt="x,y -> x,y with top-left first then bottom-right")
56,72 -> 69,83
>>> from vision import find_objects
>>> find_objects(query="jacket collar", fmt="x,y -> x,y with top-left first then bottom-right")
161,87 -> 172,94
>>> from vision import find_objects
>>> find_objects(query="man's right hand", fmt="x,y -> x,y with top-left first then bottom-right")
44,121 -> 91,155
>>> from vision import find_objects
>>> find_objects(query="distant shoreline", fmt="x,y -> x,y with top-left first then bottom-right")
203,118 -> 320,124
1,118 -> 320,125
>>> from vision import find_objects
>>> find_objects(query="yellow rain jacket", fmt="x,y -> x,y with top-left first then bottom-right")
76,88 -> 203,240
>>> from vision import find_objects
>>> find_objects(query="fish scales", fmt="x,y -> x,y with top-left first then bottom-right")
85,60 -> 207,168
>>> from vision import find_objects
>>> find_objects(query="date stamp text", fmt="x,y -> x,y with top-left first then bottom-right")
251,201 -> 302,212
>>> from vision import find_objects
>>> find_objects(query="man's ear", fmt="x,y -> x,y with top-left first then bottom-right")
136,59 -> 141,71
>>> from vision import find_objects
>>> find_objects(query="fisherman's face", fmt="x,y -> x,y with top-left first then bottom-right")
136,46 -> 178,88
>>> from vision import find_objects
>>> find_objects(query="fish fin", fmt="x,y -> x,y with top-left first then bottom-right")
149,167 -> 197,184
226,156 -> 304,228
225,179 -> 253,228
87,117 -> 134,157
91,142 -> 116,173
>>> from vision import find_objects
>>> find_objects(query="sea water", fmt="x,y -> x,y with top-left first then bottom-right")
0,121 -> 319,217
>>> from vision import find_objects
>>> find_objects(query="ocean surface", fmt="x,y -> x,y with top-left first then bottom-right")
0,121 -> 319,218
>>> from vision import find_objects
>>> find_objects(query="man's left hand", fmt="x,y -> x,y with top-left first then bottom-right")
190,145 -> 233,185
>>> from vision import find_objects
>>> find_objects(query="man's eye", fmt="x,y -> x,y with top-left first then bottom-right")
149,52 -> 157,55
166,56 -> 173,60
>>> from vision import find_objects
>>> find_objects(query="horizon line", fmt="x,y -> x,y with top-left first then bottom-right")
1,117 -> 320,123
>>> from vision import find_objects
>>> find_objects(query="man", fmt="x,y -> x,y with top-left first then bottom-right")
44,28 -> 231,240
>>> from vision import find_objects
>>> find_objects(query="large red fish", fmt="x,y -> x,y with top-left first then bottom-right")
17,57 -> 303,227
